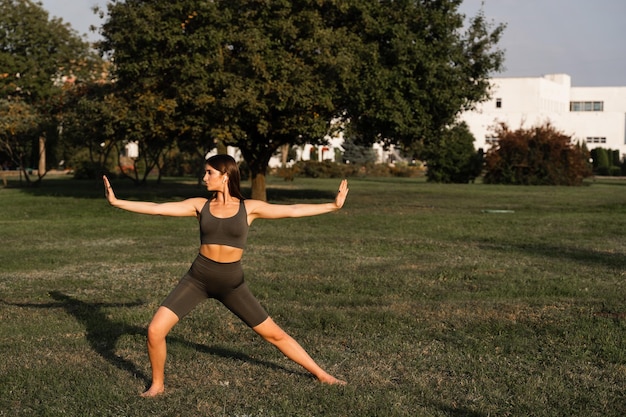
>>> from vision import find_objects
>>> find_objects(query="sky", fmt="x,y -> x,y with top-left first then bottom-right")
39,0 -> 626,87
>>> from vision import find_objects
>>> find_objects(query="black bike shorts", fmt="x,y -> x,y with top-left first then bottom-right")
161,253 -> 269,328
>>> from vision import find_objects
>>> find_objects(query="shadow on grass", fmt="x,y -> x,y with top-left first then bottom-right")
434,403 -> 487,417
3,292 -> 151,385
12,177 -> 205,200
13,177 -> 335,202
3,291 -> 304,389
479,241 -> 626,270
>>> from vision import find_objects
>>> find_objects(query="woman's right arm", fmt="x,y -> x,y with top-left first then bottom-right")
103,175 -> 203,217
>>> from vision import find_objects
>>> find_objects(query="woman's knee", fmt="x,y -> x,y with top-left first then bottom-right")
147,307 -> 179,341
254,318 -> 288,343
147,322 -> 168,341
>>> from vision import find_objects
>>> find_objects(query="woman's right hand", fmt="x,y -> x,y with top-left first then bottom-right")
102,175 -> 204,216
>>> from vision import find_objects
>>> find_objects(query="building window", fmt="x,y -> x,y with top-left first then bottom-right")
495,98 -> 502,109
586,137 -> 606,144
570,101 -> 603,112
485,135 -> 499,144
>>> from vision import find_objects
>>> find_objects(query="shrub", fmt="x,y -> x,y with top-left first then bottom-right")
483,122 -> 592,186
287,160 -> 424,179
424,122 -> 483,183
341,137 -> 377,164
590,147 -> 624,176
72,160 -> 107,180
590,148 -> 610,175
293,160 -> 347,178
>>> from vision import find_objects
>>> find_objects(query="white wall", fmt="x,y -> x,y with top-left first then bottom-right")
461,74 -> 626,160
216,73 -> 626,168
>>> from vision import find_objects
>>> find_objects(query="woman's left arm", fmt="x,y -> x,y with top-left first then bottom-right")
247,179 -> 349,221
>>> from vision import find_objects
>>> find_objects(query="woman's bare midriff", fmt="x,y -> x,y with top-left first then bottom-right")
199,244 -> 244,263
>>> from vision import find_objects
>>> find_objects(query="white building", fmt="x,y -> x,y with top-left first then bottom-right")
219,73 -> 626,168
460,73 -> 626,160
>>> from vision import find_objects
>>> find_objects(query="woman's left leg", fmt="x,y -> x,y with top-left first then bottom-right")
218,269 -> 346,385
252,317 -> 346,385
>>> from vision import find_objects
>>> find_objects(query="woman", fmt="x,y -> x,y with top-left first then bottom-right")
103,154 -> 348,397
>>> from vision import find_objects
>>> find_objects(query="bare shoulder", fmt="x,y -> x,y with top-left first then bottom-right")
173,197 -> 209,216
187,197 -> 209,211
243,199 -> 276,221
243,199 -> 268,213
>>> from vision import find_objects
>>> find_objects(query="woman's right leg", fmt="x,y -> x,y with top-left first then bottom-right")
146,261 -> 211,397
142,306 -> 179,397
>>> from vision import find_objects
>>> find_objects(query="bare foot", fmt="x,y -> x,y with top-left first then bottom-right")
318,374 -> 347,385
140,385 -> 165,397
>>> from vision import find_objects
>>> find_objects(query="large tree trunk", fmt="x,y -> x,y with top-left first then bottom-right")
280,143 -> 290,167
38,136 -> 46,176
245,149 -> 273,202
241,139 -> 279,201
250,172 -> 266,201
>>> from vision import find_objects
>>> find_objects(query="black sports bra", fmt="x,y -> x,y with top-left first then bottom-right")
199,200 -> 248,249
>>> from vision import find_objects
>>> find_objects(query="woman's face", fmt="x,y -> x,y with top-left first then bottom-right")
203,164 -> 227,191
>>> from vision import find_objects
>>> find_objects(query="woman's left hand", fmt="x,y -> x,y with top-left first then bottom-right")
334,179 -> 349,209
103,175 -> 117,205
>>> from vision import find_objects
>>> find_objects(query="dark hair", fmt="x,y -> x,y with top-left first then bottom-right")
206,154 -> 245,200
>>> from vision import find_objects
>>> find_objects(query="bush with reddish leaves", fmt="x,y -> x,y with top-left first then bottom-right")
483,123 -> 592,185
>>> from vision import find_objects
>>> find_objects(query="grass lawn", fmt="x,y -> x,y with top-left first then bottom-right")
1,175 -> 625,416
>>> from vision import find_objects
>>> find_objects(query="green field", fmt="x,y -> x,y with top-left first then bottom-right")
1,176 -> 625,416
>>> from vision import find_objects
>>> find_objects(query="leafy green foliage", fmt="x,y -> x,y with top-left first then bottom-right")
341,1 -> 505,152
97,1 -> 217,183
341,137 -> 377,164
592,147 -> 610,174
0,0 -> 96,102
276,159 -> 423,180
0,0 -> 102,181
57,82 -> 120,177
100,0 -> 346,195
0,98 -> 40,169
98,0 -> 504,199
483,123 -> 593,185
424,122 -> 483,183
590,147 -> 625,176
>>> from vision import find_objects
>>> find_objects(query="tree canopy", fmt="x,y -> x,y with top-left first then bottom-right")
0,0 -> 95,102
98,0 -> 504,198
339,1 -> 504,150
0,0 -> 101,182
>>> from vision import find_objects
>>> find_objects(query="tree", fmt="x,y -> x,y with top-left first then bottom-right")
206,1 -> 348,199
99,0 -> 504,198
57,80 -> 122,178
0,0 -> 101,183
483,123 -> 592,186
100,0 -> 354,198
424,122 -> 482,183
338,2 -> 504,157
98,1 -> 219,184
0,98 -> 40,177
341,137 -> 377,165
